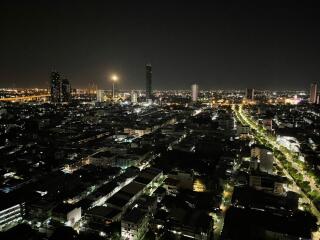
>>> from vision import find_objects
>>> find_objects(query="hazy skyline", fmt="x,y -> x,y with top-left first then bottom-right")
1,1 -> 320,90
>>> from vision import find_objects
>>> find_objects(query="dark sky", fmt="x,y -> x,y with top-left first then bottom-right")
1,1 -> 320,90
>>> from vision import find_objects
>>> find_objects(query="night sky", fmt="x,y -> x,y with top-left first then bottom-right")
1,1 -> 320,90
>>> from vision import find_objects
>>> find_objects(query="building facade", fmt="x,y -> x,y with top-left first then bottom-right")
310,82 -> 317,104
96,90 -> 106,102
50,72 -> 61,102
50,71 -> 71,102
131,91 -> 138,104
146,64 -> 152,100
121,208 -> 149,240
251,145 -> 274,174
61,79 -> 71,102
246,88 -> 254,101
191,84 -> 199,102
0,203 -> 25,231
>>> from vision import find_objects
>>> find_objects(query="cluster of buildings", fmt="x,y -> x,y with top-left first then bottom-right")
221,108 -> 318,239
0,95 -> 221,239
0,80 -> 320,239
95,64 -> 153,104
95,64 -> 201,104
82,167 -> 163,239
243,81 -> 319,105
247,103 -> 320,163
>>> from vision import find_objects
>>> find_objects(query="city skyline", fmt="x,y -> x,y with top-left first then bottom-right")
1,1 -> 320,90
2,67 -> 320,92
2,1 -> 320,240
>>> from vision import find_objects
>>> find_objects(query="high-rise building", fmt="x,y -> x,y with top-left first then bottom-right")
131,90 -> 138,104
191,84 -> 199,102
146,64 -> 152,100
96,90 -> 105,102
51,72 -> 61,102
51,72 -> 72,102
89,81 -> 97,95
310,82 -> 317,104
61,79 -> 71,102
246,88 -> 254,100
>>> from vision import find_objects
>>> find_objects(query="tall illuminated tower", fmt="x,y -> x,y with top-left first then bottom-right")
146,64 -> 152,100
310,82 -> 317,104
191,84 -> 199,102
50,72 -> 61,102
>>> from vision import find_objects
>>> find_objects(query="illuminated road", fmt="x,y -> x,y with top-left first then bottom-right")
236,104 -> 320,194
212,183 -> 233,239
233,104 -> 320,238
0,94 -> 50,102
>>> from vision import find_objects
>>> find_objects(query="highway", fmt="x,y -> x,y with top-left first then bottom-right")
0,94 -> 50,102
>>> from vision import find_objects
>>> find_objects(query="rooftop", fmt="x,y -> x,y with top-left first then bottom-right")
122,208 -> 147,224
86,206 -> 121,219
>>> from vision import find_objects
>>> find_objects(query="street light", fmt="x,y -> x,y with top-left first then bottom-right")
111,74 -> 118,100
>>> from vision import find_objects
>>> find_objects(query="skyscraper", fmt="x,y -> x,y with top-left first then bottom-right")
191,84 -> 199,102
310,82 -> 317,104
96,90 -> 105,102
50,71 -> 71,102
50,72 -> 61,102
61,79 -> 71,102
246,88 -> 255,101
131,90 -> 138,104
146,64 -> 152,100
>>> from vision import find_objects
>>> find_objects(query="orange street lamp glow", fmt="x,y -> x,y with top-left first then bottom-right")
111,75 -> 118,82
